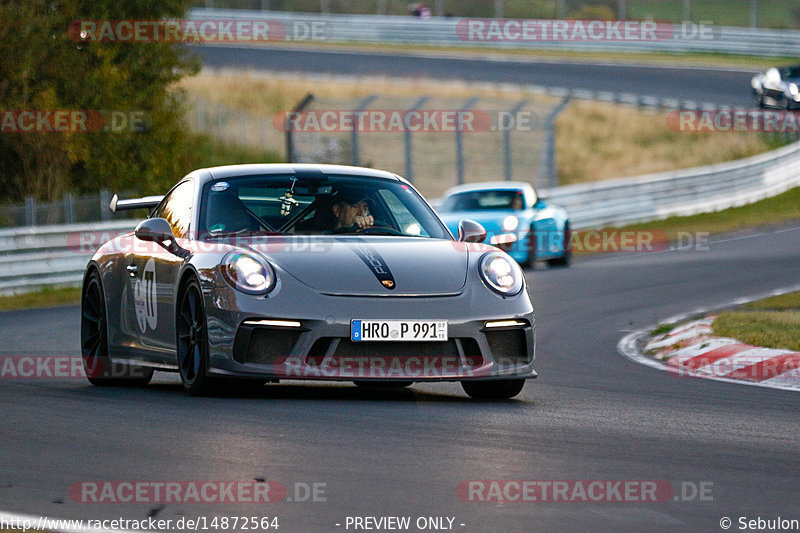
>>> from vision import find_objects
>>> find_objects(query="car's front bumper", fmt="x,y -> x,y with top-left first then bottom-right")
203,279 -> 536,382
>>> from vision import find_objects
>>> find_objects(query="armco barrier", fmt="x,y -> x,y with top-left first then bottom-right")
546,140 -> 800,228
0,220 -> 135,296
189,9 -> 800,57
1,141 -> 799,295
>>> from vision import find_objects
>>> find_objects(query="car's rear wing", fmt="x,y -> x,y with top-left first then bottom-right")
109,193 -> 163,213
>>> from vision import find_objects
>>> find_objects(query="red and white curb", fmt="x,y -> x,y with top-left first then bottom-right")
618,286 -> 800,393
647,318 -> 800,389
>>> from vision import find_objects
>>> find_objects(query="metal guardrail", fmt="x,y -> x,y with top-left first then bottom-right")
0,220 -> 136,296
190,9 -> 800,57
545,140 -> 800,228
1,141 -> 799,295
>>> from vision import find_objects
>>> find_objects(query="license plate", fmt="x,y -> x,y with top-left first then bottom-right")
351,320 -> 448,342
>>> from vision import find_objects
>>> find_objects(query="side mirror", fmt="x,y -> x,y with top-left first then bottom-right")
534,198 -> 546,209
458,219 -> 486,243
135,218 -> 175,244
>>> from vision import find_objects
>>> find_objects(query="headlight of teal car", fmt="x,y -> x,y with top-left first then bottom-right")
221,251 -> 276,294
479,251 -> 523,295
502,215 -> 519,232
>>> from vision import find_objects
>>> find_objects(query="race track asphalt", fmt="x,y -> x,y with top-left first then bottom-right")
2,226 -> 799,532
194,45 -> 757,107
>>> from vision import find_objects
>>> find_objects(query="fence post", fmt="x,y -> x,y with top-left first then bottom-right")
285,93 -> 314,163
504,100 -> 528,181
352,95 -> 378,167
239,110 -> 247,147
456,97 -> 479,185
540,96 -> 570,190
64,192 -> 75,224
404,96 -> 429,183
25,196 -> 36,226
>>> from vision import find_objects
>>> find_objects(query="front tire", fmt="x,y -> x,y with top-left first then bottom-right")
177,278 -> 221,396
81,271 -> 153,386
461,379 -> 525,400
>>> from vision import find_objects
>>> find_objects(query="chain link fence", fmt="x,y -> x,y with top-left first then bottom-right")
185,92 -> 565,200
0,191 -> 141,228
271,93 -> 562,199
0,93 -> 562,227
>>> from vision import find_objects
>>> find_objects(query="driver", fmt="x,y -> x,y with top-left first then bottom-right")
331,190 -> 374,231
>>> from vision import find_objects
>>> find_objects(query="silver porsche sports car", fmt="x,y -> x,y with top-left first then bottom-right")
81,164 -> 535,399
751,65 -> 800,110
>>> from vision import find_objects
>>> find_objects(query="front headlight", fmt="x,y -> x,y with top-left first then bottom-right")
479,252 -> 523,296
221,251 -> 275,294
790,83 -> 799,96
502,215 -> 519,232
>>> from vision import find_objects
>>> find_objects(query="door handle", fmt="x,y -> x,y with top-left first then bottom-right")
126,264 -> 138,277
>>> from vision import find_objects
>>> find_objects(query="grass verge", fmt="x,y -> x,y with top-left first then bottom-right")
0,286 -> 82,312
713,294 -> 800,351
190,133 -> 282,168
179,71 -> 784,197
556,101 -> 786,185
742,292 -> 800,311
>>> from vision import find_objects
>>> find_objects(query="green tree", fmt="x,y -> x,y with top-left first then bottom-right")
0,0 -> 200,201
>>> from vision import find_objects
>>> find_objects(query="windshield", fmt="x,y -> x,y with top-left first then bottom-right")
779,66 -> 800,79
199,174 -> 449,239
439,190 -> 526,212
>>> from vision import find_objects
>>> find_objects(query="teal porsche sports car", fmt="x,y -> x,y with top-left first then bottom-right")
438,182 -> 571,268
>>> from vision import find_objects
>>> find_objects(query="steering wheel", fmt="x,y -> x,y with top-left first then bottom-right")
353,225 -> 404,235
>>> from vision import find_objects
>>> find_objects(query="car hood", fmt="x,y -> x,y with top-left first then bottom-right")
242,236 -> 469,296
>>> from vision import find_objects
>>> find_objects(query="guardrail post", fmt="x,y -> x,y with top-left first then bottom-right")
100,190 -> 110,221
504,100 -> 528,181
286,93 -> 314,163
456,97 -> 479,185
404,96 -> 429,183
64,192 -> 74,224
25,196 -> 36,226
352,95 -> 378,167
493,0 -> 504,18
540,96 -> 570,190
